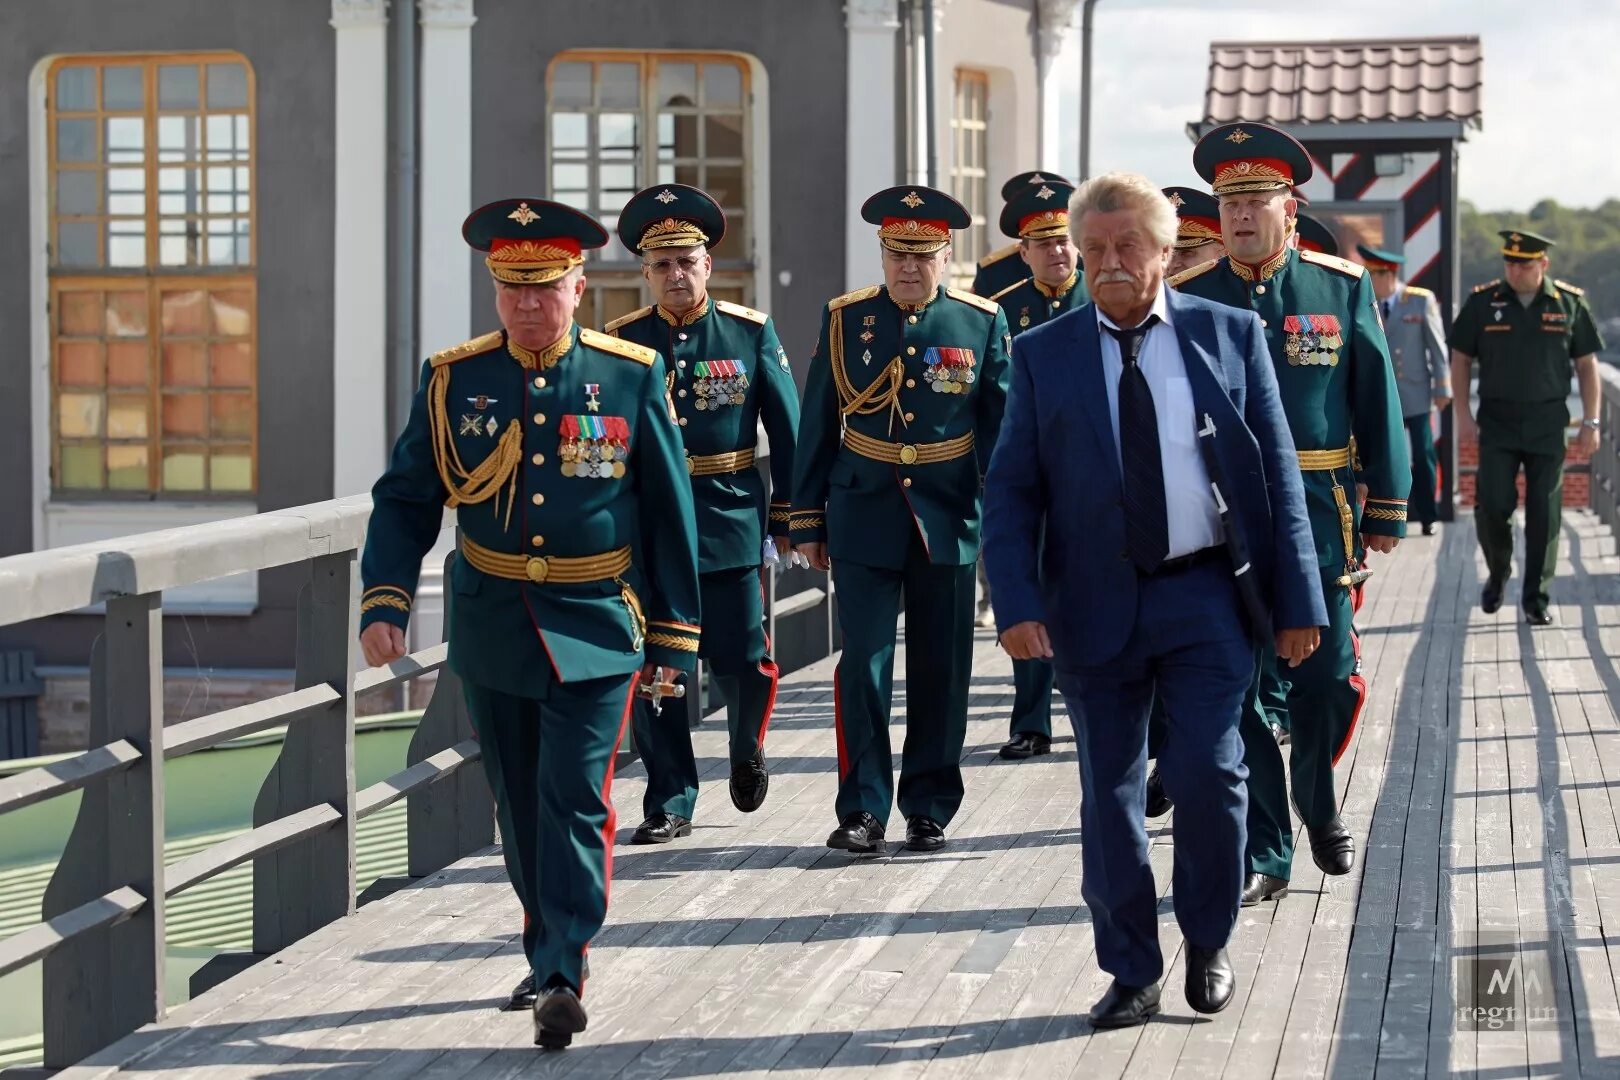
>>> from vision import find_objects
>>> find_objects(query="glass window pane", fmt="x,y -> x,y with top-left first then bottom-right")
705,164 -> 744,210
57,169 -> 98,214
234,116 -> 250,158
206,62 -> 249,109
674,162 -> 700,188
205,114 -> 238,160
162,449 -> 206,490
705,114 -> 744,159
162,393 -> 207,436
210,393 -> 253,438
704,63 -> 743,107
597,187 -> 631,213
210,449 -> 253,492
162,290 -> 208,334
163,341 -> 207,386
107,342 -> 148,387
106,166 -> 145,216
551,162 -> 588,193
56,118 -> 95,163
667,113 -> 697,158
657,114 -> 675,161
103,66 -> 144,110
551,62 -> 592,107
658,62 -> 697,107
108,220 -> 145,268
58,292 -> 102,336
210,290 -> 252,336
551,112 -> 588,151
59,392 -> 104,437
158,115 -> 201,162
106,291 -> 148,336
599,113 -> 639,151
106,394 -> 148,438
599,63 -> 640,108
58,341 -> 103,386
159,167 -> 200,216
60,444 -> 104,489
105,117 -> 144,163
106,444 -> 149,491
206,234 -> 238,265
211,342 -> 253,386
57,221 -> 99,267
55,66 -> 95,111
159,64 -> 200,109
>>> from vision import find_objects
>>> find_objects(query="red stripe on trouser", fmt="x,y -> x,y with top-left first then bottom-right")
833,668 -> 849,779
1335,628 -> 1368,766
581,679 -> 637,995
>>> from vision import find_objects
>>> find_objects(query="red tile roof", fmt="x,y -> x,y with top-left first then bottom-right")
1203,36 -> 1483,128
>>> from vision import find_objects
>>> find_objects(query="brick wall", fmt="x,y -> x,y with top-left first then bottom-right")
1454,428 -> 1591,509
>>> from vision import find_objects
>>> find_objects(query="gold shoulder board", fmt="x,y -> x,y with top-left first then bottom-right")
1555,279 -> 1585,296
829,285 -> 882,312
1298,249 -> 1365,278
947,287 -> 1000,315
1473,279 -> 1501,294
578,327 -> 656,366
603,306 -> 654,334
978,242 -> 1020,269
430,330 -> 504,368
715,299 -> 769,325
1403,285 -> 1433,298
1167,258 -> 1220,288
989,277 -> 1033,304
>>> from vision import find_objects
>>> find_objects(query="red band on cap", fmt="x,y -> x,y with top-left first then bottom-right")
491,236 -> 582,257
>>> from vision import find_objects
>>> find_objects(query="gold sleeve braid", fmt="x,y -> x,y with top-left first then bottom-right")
428,364 -> 524,528
828,307 -> 906,432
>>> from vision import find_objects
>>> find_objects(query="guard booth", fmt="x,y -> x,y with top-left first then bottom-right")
1188,35 -> 1483,521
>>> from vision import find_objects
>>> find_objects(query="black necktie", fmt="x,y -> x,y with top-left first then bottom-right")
1381,298 -> 1392,320
1107,316 -> 1168,574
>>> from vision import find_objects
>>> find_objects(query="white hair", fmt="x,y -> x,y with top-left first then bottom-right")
1068,171 -> 1178,250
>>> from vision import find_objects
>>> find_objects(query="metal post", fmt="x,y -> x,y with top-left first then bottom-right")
1078,0 -> 1100,180
387,0 -> 418,439
43,592 -> 165,1067
922,0 -> 938,188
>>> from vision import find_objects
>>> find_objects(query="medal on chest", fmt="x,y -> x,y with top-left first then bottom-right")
923,347 -> 977,394
559,414 -> 629,478
1282,314 -> 1342,366
692,359 -> 748,410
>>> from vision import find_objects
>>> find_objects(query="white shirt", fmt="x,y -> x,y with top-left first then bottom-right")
1096,285 -> 1222,558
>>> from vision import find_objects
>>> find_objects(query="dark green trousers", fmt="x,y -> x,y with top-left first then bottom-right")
1243,568 -> 1365,880
1009,658 -> 1055,738
464,673 -> 635,993
830,533 -> 976,826
637,565 -> 777,819
1475,419 -> 1565,615
1406,413 -> 1439,526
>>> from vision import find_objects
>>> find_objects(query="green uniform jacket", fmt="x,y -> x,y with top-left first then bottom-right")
605,297 -> 800,572
989,271 -> 1090,332
971,243 -> 1029,299
1449,275 -> 1605,456
1172,247 -> 1411,568
360,325 -> 703,697
790,284 -> 1011,570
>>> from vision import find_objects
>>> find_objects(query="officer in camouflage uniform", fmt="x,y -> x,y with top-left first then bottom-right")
1170,123 -> 1409,906
987,176 -> 1088,761
793,185 -> 1010,853
1451,229 -> 1605,625
604,184 -> 800,841
359,200 -> 700,1048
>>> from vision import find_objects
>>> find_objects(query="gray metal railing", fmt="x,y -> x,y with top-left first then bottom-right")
1591,364 -> 1620,535
0,478 -> 837,1068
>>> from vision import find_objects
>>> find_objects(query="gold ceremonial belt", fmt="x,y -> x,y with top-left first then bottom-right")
687,448 -> 756,477
1296,447 -> 1351,471
843,429 -> 975,466
460,536 -> 632,585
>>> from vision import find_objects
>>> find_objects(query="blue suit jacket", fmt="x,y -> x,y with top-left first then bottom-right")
982,287 -> 1328,668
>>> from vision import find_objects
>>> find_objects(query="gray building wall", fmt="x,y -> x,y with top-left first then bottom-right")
467,0 -> 849,375
0,0 -> 336,669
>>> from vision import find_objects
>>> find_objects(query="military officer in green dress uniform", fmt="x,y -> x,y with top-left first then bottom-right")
604,183 -> 801,840
1451,229 -> 1605,625
1165,185 -> 1225,280
1294,214 -> 1340,257
792,185 -> 1011,853
358,199 -> 701,1048
1360,244 -> 1452,536
987,177 -> 1088,761
1170,123 -> 1409,906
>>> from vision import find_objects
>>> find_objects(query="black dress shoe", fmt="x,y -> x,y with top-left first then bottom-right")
1422,522 -> 1436,536
730,751 -> 769,813
1482,577 -> 1505,614
905,816 -> 946,851
630,813 -> 692,844
1525,607 -> 1554,626
532,983 -> 588,1050
1088,980 -> 1160,1028
1240,872 -> 1289,907
827,811 -> 885,853
502,972 -> 536,1012
1308,816 -> 1355,875
1185,945 -> 1235,1014
1144,764 -> 1172,818
998,731 -> 1052,759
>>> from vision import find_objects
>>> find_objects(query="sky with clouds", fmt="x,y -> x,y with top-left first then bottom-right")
1052,0 -> 1618,212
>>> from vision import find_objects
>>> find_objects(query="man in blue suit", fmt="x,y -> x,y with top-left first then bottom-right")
983,172 -> 1327,1026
